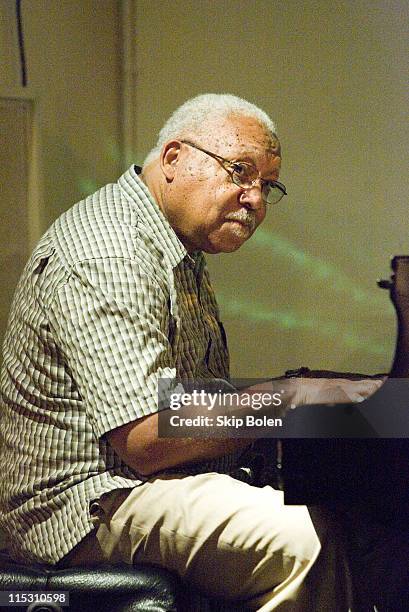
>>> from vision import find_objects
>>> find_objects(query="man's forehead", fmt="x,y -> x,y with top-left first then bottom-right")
203,115 -> 281,158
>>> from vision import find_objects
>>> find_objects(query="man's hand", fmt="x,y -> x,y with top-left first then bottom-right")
244,377 -> 383,412
290,377 -> 384,407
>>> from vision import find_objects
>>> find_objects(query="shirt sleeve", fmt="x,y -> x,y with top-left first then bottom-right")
49,256 -> 176,438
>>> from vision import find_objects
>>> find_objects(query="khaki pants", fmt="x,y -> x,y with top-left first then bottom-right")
61,473 -> 354,611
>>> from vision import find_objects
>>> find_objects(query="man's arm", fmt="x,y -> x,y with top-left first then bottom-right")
106,411 -> 252,476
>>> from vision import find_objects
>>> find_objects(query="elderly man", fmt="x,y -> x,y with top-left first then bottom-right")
0,94 -> 376,610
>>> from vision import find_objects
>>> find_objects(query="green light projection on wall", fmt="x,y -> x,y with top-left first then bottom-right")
217,292 -> 389,358
78,178 -> 99,197
252,228 -> 389,310
78,140 -> 136,198
217,228 -> 392,358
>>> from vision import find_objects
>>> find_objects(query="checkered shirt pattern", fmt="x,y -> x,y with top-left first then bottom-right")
0,165 -> 239,564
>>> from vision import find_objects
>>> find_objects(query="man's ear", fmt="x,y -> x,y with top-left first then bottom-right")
160,140 -> 182,181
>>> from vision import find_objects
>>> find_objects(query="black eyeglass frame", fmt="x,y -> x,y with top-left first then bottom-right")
181,139 -> 287,205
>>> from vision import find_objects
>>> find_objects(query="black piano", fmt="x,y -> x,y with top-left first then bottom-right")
279,256 -> 409,523
274,256 -> 409,611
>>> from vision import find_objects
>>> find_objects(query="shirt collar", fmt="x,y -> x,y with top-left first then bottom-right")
118,165 -> 196,269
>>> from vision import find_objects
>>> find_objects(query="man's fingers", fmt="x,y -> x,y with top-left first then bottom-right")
299,378 -> 383,405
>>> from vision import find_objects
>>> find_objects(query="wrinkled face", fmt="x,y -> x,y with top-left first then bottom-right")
160,115 -> 282,254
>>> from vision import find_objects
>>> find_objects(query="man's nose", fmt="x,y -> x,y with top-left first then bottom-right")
239,183 -> 265,211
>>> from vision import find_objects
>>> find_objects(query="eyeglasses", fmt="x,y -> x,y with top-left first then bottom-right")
181,140 -> 287,206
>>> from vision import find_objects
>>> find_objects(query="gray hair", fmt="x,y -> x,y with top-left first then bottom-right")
143,93 -> 277,167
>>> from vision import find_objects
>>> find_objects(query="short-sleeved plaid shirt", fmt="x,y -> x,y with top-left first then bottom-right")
0,166 -> 239,564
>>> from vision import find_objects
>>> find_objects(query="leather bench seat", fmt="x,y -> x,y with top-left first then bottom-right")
0,550 -> 241,612
0,550 -> 181,611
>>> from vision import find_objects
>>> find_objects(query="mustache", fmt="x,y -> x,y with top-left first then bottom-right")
225,210 -> 256,231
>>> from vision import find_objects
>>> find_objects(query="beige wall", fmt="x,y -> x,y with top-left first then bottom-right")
4,0 -> 122,228
133,0 -> 408,377
0,0 -> 122,234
